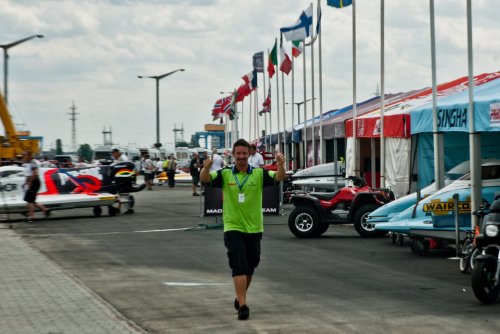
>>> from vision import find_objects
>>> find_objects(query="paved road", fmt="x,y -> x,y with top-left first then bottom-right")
9,184 -> 500,333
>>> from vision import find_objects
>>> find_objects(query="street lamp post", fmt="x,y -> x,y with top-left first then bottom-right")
138,68 -> 185,148
286,98 -> 315,169
1,34 -> 44,105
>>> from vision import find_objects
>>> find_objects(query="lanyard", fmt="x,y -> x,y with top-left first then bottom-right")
233,170 -> 250,193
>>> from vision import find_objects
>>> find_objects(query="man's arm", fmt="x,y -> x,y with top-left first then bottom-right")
200,157 -> 213,183
274,153 -> 286,182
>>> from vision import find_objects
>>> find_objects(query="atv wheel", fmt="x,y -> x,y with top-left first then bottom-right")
288,206 -> 327,238
353,204 -> 386,238
93,206 -> 102,217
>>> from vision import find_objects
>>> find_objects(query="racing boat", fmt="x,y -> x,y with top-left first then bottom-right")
291,161 -> 345,191
375,161 -> 500,246
0,161 -> 144,217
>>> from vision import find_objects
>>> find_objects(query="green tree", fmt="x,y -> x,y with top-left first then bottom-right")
175,140 -> 190,148
55,139 -> 63,155
77,144 -> 93,162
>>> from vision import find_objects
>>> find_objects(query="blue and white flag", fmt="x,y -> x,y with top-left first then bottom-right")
280,4 -> 313,42
327,0 -> 352,8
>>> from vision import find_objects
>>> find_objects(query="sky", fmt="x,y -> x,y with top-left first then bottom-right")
1,0 -> 499,152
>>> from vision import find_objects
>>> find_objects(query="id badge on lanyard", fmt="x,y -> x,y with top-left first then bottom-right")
234,169 -> 250,204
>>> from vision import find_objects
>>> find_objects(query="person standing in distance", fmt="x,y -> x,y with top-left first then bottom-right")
111,148 -> 129,163
189,152 -> 202,196
248,144 -> 264,168
22,151 -> 50,223
210,148 -> 224,171
200,139 -> 285,320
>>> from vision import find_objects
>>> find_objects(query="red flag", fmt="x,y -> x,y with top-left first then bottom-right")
236,83 -> 251,102
259,85 -> 271,116
280,37 -> 292,75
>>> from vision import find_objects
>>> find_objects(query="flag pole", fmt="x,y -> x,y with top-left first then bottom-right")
302,37 -> 308,168
275,37 -> 281,154
467,0 -> 480,233
318,0 -> 324,166
267,49 -> 273,151
241,100 -> 244,141
255,82 -> 259,141
262,63 -> 267,150
233,103 -> 237,144
281,67 -> 287,168
310,8 -> 316,167
352,0 -> 359,176
380,0 -> 386,188
291,54 -> 296,170
429,0 -> 444,191
253,88 -> 256,140
249,91 -> 252,141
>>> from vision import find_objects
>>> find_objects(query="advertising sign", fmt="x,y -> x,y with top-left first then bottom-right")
203,185 -> 280,216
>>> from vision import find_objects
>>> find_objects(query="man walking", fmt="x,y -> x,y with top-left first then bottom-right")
22,151 -> 50,223
200,139 -> 285,320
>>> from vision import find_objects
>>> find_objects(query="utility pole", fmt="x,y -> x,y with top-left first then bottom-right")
67,101 -> 79,153
102,126 -> 113,146
172,123 -> 184,145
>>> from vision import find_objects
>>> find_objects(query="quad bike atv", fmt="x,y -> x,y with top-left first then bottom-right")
288,176 -> 395,238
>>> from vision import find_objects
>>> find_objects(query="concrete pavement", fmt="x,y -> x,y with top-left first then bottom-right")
0,223 -> 145,334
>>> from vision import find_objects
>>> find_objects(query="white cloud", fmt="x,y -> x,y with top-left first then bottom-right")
1,0 -> 499,152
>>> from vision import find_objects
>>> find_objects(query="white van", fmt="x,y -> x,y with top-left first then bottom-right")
93,146 -> 113,165
175,147 -> 192,169
119,147 -> 141,162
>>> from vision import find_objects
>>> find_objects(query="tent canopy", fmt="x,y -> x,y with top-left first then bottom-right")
345,71 -> 500,138
411,72 -> 500,134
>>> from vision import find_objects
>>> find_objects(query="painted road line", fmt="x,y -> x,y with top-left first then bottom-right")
163,282 -> 230,286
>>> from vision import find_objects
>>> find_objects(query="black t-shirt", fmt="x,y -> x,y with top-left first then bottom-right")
189,158 -> 201,176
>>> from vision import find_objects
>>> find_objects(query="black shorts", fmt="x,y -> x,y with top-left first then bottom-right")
24,178 -> 41,204
144,173 -> 155,181
191,174 -> 200,185
224,231 -> 262,277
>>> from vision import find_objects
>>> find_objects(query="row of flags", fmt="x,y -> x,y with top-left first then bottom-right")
211,0 -> 352,122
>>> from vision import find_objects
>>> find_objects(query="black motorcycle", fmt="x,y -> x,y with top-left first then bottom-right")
471,192 -> 500,304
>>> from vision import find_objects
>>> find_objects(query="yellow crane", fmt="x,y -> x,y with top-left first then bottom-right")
0,92 -> 39,160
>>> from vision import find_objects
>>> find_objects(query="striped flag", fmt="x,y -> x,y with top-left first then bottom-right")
291,40 -> 302,57
268,40 -> 277,78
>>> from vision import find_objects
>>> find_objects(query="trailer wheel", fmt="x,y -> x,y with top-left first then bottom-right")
108,206 -> 119,216
93,206 -> 102,217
